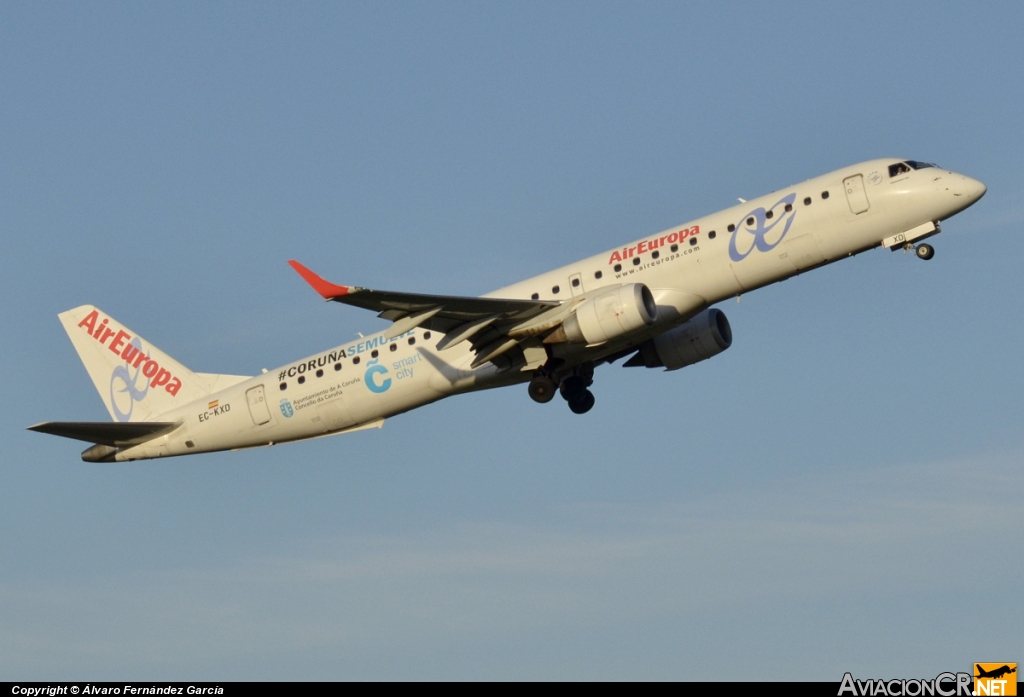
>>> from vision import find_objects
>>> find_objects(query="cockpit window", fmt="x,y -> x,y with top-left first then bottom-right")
890,160 -> 939,177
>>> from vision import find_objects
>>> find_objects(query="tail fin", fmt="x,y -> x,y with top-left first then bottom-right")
58,305 -> 235,422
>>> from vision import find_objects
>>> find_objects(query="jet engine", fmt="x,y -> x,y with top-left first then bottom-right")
626,308 -> 732,370
553,283 -> 657,345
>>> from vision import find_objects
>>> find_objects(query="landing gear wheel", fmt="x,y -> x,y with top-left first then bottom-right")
559,376 -> 587,401
915,243 -> 935,260
568,389 -> 595,414
528,375 -> 557,403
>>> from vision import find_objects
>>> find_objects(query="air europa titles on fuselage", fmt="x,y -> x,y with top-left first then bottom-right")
608,226 -> 699,264
278,330 -> 416,379
76,309 -> 182,396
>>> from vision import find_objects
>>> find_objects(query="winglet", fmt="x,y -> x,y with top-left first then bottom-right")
288,260 -> 352,299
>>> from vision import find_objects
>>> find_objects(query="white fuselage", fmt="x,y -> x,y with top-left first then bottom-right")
115,159 -> 986,461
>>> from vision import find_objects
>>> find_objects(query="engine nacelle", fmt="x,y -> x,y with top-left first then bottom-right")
629,308 -> 732,370
560,283 -> 657,345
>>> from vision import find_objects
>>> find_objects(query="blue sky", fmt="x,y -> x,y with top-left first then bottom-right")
2,2 -> 1021,680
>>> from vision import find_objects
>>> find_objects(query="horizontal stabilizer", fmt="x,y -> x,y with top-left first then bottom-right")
28,421 -> 179,446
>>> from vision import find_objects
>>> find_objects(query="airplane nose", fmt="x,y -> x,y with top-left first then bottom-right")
939,172 -> 986,217
965,176 -> 987,201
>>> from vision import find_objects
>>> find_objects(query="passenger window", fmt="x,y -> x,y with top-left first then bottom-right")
728,224 -> 736,232
804,197 -> 812,206
632,257 -> 641,266
408,337 -> 416,345
594,270 -> 602,279
651,250 -> 659,259
353,356 -> 360,365
316,369 -> 323,378
671,244 -> 678,252
552,285 -> 560,294
531,292 -> 539,300
766,210 -> 774,219
614,264 -> 622,272
785,204 -> 792,212
390,343 -> 397,352
334,363 -> 341,371
371,350 -> 378,358
424,331 -> 431,339
298,376 -> 305,384
280,382 -> 287,390
689,237 -> 697,246
708,231 -> 716,239
571,278 -> 580,287
821,191 -> 830,199
747,217 -> 754,225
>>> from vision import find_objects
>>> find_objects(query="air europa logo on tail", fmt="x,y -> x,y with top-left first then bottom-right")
77,310 -> 183,399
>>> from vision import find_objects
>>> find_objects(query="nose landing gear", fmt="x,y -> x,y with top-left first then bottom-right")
914,243 -> 935,260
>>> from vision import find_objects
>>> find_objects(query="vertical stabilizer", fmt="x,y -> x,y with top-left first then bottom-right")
58,305 -> 213,422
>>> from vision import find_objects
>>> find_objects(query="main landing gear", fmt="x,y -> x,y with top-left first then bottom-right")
528,365 -> 596,414
527,375 -> 557,403
561,376 -> 596,414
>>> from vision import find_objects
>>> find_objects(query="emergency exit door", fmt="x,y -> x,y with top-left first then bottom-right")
568,272 -> 584,297
246,385 -> 272,426
844,174 -> 870,214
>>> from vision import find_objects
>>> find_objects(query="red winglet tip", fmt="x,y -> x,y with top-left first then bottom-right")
288,260 -> 350,298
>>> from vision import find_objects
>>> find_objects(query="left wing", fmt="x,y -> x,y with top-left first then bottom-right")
288,261 -> 563,369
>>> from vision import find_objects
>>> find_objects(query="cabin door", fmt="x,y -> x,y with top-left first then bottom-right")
246,385 -> 273,426
844,174 -> 870,214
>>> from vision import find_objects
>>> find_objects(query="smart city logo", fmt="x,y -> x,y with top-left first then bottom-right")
728,192 -> 798,262
364,359 -> 392,394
